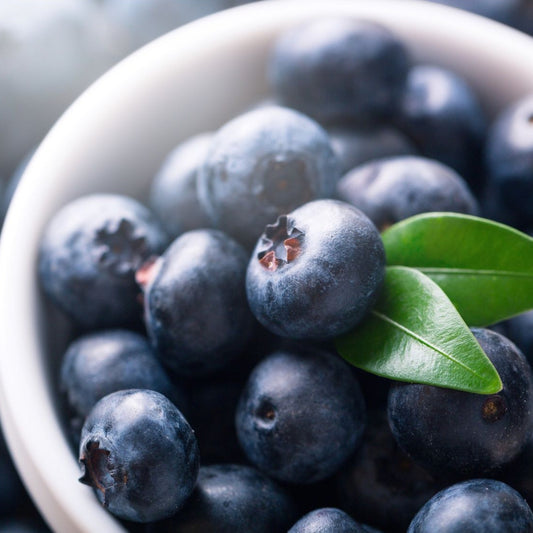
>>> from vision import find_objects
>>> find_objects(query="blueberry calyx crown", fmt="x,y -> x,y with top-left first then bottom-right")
93,218 -> 148,277
79,440 -> 119,504
257,215 -> 304,271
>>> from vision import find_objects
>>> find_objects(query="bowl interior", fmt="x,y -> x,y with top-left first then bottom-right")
2,1 -> 533,531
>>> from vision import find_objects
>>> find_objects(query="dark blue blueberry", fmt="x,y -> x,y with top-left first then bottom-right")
269,18 -> 410,125
485,93 -> 533,228
235,345 -> 366,484
288,508 -> 367,533
147,464 -> 297,533
329,125 -> 417,175
79,389 -> 199,523
407,479 -> 533,533
388,328 -> 533,478
38,194 -> 168,330
149,133 -> 212,239
336,156 -> 479,231
246,199 -> 385,340
60,329 -> 188,444
142,228 -> 254,377
504,310 -> 533,366
395,64 -> 486,189
337,410 -> 444,532
197,105 -> 339,249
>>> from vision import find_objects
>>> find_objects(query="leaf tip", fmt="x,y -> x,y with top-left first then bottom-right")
481,373 -> 504,395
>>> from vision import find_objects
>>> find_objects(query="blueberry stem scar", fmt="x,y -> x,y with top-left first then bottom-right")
79,440 -> 111,496
257,215 -> 304,271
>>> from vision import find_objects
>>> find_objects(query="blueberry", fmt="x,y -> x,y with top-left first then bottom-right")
38,194 -> 168,330
269,18 -> 410,125
395,64 -> 486,188
197,105 -> 339,249
149,133 -> 212,239
336,156 -> 479,231
142,228 -> 255,377
336,410 -> 444,532
288,507 -> 367,533
328,125 -> 417,176
79,389 -> 199,523
485,93 -> 533,227
388,328 -> 533,478
235,345 -> 366,484
59,329 -> 187,444
246,199 -> 385,340
407,479 -> 533,533
147,464 -> 298,533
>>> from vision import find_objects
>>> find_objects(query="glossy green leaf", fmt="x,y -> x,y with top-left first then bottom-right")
382,212 -> 533,326
336,266 -> 502,394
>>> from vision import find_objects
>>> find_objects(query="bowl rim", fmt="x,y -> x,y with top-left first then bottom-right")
2,1 -> 533,531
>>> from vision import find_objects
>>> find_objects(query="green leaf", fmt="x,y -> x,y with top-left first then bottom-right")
382,212 -> 533,326
335,266 -> 502,394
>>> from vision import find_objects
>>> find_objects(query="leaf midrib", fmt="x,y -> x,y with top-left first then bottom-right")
371,310 -> 486,381
411,267 -> 533,279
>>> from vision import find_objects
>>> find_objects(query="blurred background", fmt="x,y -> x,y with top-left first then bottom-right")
0,0 -> 532,531
1,0 -> 533,220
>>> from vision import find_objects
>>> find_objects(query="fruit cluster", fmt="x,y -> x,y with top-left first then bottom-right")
38,16 -> 533,532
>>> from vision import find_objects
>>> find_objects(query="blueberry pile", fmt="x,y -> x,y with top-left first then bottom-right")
38,16 -> 533,532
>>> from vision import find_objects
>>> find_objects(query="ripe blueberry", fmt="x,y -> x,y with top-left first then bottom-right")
246,199 -> 385,340
395,64 -> 487,188
407,478 -> 533,532
60,329 -> 187,443
269,17 -> 410,125
141,228 -> 254,376
388,328 -> 533,478
148,464 -> 298,532
79,389 -> 199,523
288,507 -> 367,533
197,105 -> 339,249
149,133 -> 212,239
235,345 -> 366,484
38,193 -> 168,330
336,155 -> 478,231
485,93 -> 533,227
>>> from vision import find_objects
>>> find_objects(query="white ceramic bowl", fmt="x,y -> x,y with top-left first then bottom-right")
2,1 -> 533,531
